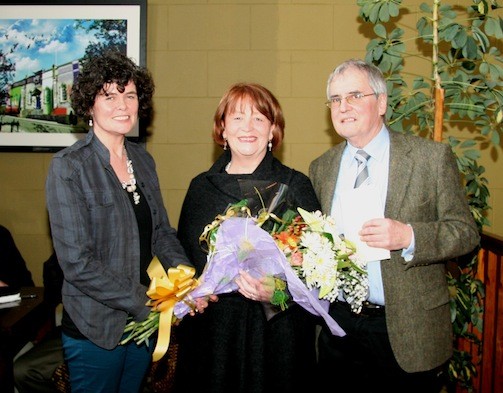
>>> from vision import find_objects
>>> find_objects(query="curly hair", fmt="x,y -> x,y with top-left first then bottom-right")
71,50 -> 155,123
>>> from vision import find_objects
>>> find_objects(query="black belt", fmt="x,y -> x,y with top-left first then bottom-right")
359,301 -> 385,317
336,300 -> 385,317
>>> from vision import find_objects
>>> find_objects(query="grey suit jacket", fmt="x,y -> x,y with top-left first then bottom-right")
309,130 -> 479,372
46,129 -> 191,349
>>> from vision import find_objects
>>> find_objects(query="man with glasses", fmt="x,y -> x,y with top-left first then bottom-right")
309,59 -> 479,392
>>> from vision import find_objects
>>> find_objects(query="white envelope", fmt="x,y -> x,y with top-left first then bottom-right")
338,184 -> 391,262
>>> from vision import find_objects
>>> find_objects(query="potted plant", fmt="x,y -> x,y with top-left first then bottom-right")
355,0 -> 502,391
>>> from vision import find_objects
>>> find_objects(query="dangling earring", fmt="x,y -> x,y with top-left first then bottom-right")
268,140 -> 272,152
88,118 -> 93,127
223,139 -> 227,150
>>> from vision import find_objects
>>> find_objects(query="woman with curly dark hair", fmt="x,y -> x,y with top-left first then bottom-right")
45,51 -> 203,393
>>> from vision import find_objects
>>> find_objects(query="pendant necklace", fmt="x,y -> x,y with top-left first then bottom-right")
121,147 -> 140,205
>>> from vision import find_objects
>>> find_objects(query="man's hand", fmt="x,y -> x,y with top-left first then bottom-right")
359,218 -> 412,250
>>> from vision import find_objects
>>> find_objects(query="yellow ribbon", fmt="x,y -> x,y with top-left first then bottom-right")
146,256 -> 197,362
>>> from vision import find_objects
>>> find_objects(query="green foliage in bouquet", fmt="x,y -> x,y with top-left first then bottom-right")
122,312 -> 161,347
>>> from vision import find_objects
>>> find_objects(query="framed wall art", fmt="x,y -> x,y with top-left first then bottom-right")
0,0 -> 146,151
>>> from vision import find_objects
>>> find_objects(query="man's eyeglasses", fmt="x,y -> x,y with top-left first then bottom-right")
325,92 -> 375,109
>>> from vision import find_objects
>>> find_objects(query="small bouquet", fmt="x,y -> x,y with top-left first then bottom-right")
271,207 -> 368,313
121,260 -> 198,361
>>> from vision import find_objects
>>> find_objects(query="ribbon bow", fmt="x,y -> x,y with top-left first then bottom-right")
146,256 -> 197,361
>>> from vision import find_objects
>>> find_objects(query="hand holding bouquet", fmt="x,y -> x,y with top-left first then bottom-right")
121,259 -> 198,361
174,181 -> 368,333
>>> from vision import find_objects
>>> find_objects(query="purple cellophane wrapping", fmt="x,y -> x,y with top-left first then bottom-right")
173,217 -> 346,337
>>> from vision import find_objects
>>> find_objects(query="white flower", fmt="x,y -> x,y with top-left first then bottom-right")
282,209 -> 369,312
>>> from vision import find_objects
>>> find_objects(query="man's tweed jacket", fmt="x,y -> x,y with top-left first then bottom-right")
309,130 -> 479,372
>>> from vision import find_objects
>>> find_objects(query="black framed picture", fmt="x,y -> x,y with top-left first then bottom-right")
0,0 -> 146,152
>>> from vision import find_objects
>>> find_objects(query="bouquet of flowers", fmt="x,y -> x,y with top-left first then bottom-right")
270,207 -> 368,313
182,179 -> 368,315
121,260 -> 198,361
122,181 -> 368,361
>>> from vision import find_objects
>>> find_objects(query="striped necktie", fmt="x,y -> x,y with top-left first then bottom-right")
354,150 -> 370,188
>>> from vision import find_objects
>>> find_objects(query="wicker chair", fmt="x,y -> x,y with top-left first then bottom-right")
51,362 -> 70,393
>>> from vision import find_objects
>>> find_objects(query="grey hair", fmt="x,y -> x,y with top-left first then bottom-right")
326,59 -> 387,99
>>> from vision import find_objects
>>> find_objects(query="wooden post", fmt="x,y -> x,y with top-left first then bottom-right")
432,1 -> 444,143
434,87 -> 444,142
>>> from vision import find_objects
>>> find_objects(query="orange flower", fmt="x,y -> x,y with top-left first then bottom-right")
274,231 -> 300,250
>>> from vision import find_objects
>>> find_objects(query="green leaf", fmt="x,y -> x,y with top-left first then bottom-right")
419,3 -> 431,13
460,140 -> 477,148
388,2 -> 400,18
464,149 -> 481,160
488,63 -> 503,82
474,17 -> 485,28
473,27 -> 490,53
439,4 -> 456,19
453,29 -> 468,48
374,45 -> 384,60
442,24 -> 460,42
412,77 -> 428,90
479,61 -> 489,75
491,130 -> 500,145
380,57 -> 392,72
389,27 -> 404,40
484,17 -> 503,39
369,3 -> 381,23
364,51 -> 374,64
270,287 -> 289,311
391,41 -> 406,55
374,23 -> 387,38
463,36 -> 480,59
366,39 -> 379,50
416,17 -> 430,37
378,3 -> 391,22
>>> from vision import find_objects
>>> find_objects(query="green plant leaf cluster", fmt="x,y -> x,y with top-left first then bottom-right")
358,0 -> 502,151
446,252 -> 485,391
356,1 -> 501,390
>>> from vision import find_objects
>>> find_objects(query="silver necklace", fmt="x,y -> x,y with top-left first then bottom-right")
122,148 -> 140,205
